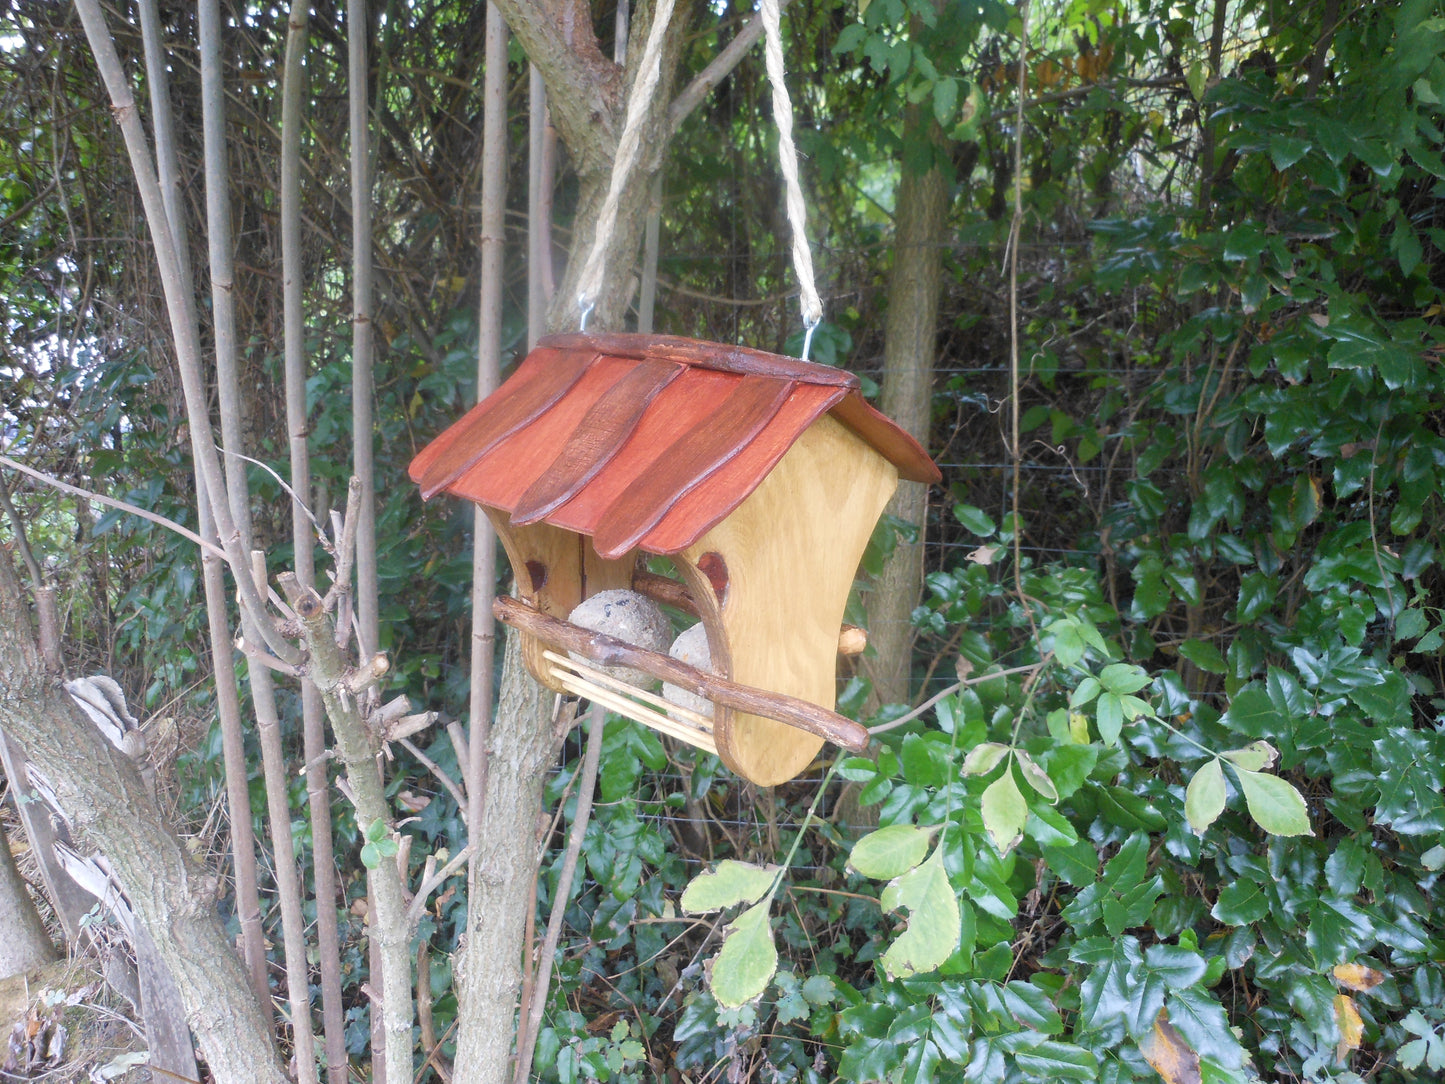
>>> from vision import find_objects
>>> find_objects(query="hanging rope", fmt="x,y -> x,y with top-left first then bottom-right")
576,0 -> 822,353
759,0 -> 822,334
574,0 -> 678,320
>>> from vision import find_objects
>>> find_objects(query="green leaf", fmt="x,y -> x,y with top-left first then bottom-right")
932,77 -> 959,126
1306,897 -> 1376,966
981,768 -> 1028,853
680,860 -> 781,913
1372,730 -> 1445,834
1044,840 -> 1099,887
1269,133 -> 1310,170
360,841 -> 380,869
1177,639 -> 1227,674
833,22 -> 868,54
1185,759 -> 1226,835
1050,620 -> 1086,668
1167,987 -> 1244,1069
901,733 -> 951,788
1231,768 -> 1312,836
954,503 -> 996,536
961,741 -> 1010,776
1096,692 -> 1124,745
1145,943 -> 1208,988
1265,666 -> 1308,718
879,847 -> 960,978
709,900 -> 778,1007
1099,663 -> 1151,694
1025,805 -> 1078,848
1012,1040 -> 1099,1079
1040,743 -> 1098,799
1070,676 -> 1102,708
1211,878 -> 1269,926
1221,685 -> 1278,739
848,825 -> 937,881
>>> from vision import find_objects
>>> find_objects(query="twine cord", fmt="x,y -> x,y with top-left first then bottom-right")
574,0 -> 678,316
759,0 -> 822,335
577,0 -> 823,353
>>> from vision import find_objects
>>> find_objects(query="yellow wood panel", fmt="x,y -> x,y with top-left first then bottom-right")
488,510 -> 634,692
684,414 -> 898,785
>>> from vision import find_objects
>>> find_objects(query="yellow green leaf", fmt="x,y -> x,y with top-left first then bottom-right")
1185,759 -> 1226,836
680,860 -> 780,914
1233,767 -> 1313,836
879,847 -> 960,979
981,768 -> 1028,853
708,900 -> 778,1008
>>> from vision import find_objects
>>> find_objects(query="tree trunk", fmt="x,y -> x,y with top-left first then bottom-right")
448,3 -> 691,1080
0,557 -> 290,1084
449,633 -> 555,1083
0,818 -> 57,977
866,113 -> 949,709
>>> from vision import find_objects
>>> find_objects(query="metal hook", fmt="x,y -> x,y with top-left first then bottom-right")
800,316 -> 821,362
579,298 -> 595,333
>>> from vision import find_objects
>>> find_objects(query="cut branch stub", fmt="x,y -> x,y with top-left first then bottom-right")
279,572 -> 326,619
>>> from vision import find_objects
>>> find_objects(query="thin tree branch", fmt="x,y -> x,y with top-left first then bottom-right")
398,737 -> 467,817
667,0 -> 792,134
0,456 -> 226,561
405,843 -> 475,932
513,701 -> 606,1084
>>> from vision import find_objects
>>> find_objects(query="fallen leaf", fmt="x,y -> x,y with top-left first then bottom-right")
1140,1009 -> 1201,1084
1334,993 -> 1363,1062
1332,963 -> 1385,992
967,544 -> 999,565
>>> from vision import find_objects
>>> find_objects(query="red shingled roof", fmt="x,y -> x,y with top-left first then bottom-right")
408,332 -> 941,560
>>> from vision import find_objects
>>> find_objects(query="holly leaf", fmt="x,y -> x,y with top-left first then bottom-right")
1334,994 -> 1364,1062
1139,1009 -> 1202,1084
1332,963 -> 1385,992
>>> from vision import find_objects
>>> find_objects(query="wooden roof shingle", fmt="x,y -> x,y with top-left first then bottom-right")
408,332 -> 941,560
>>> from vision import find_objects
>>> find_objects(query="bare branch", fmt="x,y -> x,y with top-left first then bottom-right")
1,455 -> 227,562
398,737 -> 467,826
405,842 -> 475,933
667,1 -> 793,134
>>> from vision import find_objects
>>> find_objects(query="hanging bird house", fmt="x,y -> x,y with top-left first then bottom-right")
409,332 -> 940,786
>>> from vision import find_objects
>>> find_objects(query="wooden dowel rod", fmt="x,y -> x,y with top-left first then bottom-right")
543,651 -> 716,730
548,667 -> 718,754
497,595 -> 870,752
631,570 -> 698,614
629,572 -> 868,657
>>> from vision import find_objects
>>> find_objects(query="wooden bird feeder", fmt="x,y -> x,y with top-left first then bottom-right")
408,332 -> 940,786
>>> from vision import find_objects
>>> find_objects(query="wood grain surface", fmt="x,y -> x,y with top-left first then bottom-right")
591,375 -> 796,559
683,414 -> 898,785
540,331 -> 859,387
511,359 -> 683,525
411,346 -> 594,499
